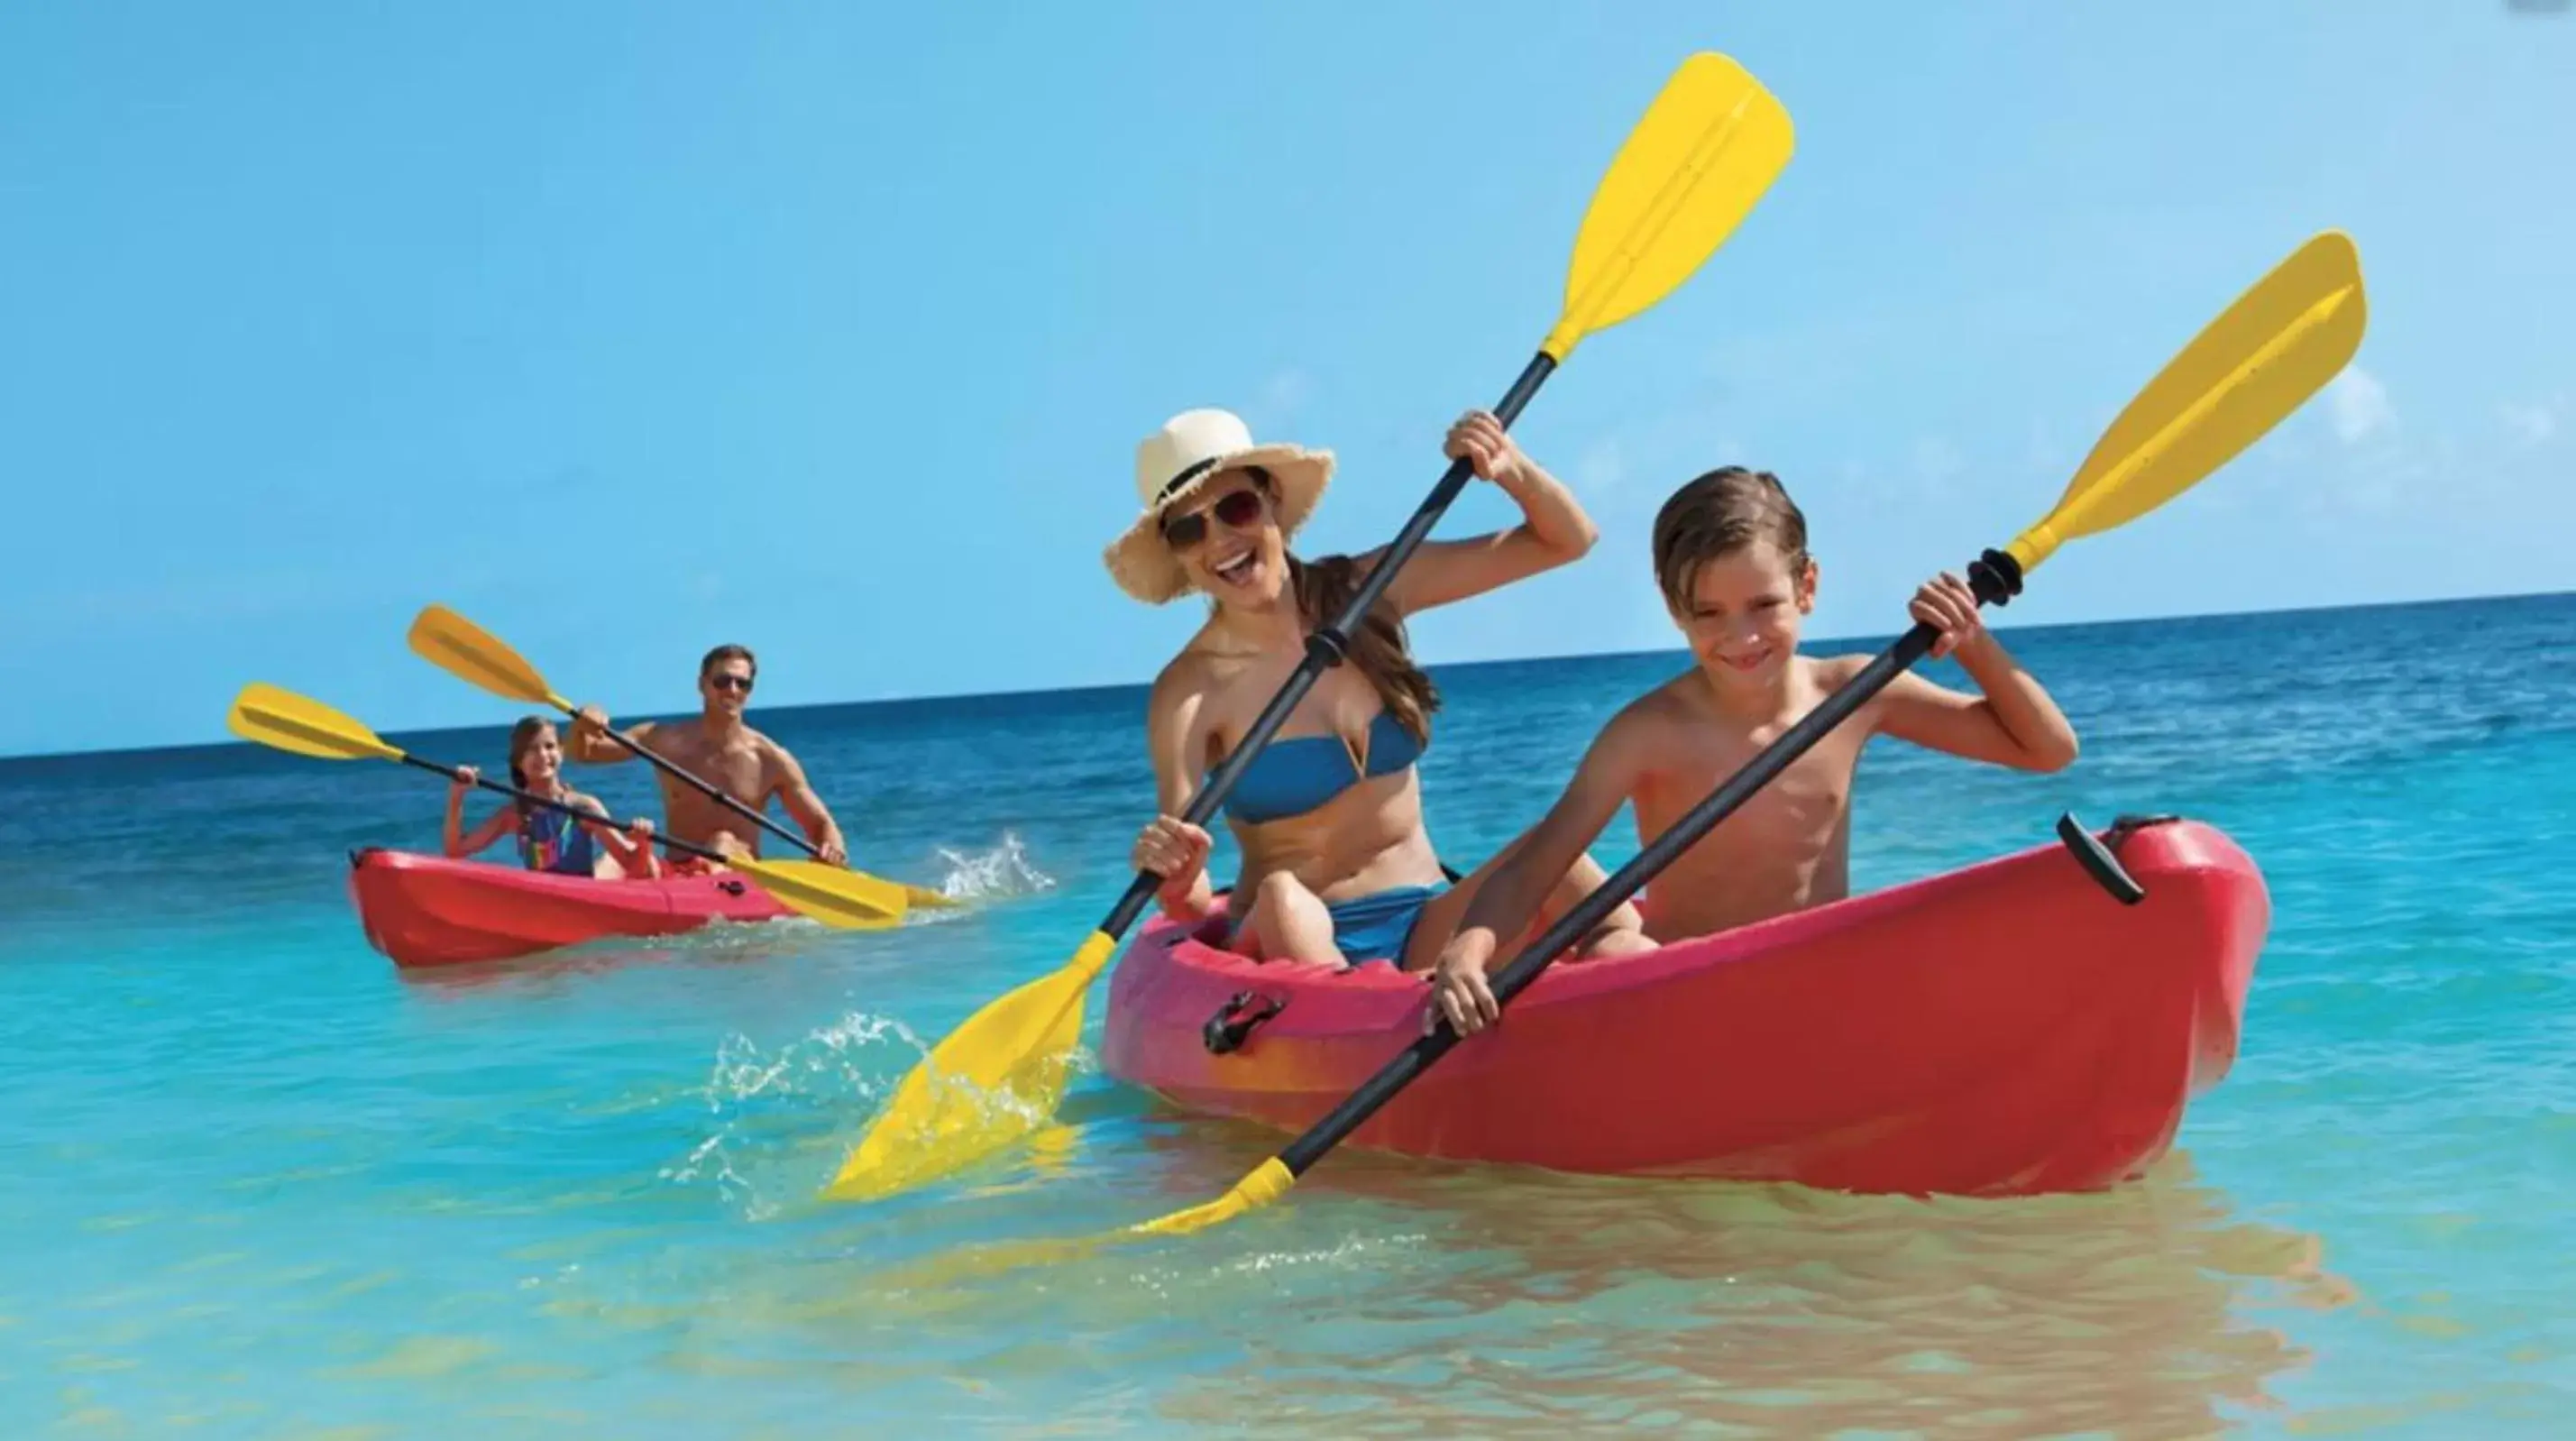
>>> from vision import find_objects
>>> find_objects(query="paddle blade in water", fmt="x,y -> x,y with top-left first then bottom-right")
1545,51 -> 1793,359
733,857 -> 908,932
226,683 -> 405,763
1126,1157 -> 1297,1238
822,931 -> 1114,1201
2013,230 -> 2367,572
902,885 -> 966,911
408,603 -> 565,709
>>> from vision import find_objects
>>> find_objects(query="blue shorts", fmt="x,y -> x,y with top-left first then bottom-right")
1325,884 -> 1445,966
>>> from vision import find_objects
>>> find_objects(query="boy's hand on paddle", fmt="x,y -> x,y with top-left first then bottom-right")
1910,571 -> 1990,661
1444,409 -> 1528,488
628,818 -> 655,842
573,703 -> 610,738
1428,930 -> 1502,1036
1132,815 -> 1212,891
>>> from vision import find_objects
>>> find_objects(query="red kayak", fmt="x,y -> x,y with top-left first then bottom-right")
1100,813 -> 2266,1197
344,847 -> 792,968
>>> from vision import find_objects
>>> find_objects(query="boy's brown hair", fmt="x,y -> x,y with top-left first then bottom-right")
700,643 -> 757,681
1651,466 -> 1810,611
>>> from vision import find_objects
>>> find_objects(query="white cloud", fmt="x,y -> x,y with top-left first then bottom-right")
1253,369 -> 1311,429
2327,366 -> 2394,445
2023,419 -> 2064,474
2499,398 -> 2561,449
1575,436 -> 1625,495
1912,436 -> 1966,496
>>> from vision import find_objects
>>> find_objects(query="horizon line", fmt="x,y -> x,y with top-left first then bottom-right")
7,585 -> 2569,768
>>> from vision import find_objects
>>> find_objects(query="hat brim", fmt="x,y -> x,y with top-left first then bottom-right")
1102,445 -> 1334,604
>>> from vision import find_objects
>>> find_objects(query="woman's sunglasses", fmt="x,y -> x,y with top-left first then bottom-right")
1160,488 -> 1265,551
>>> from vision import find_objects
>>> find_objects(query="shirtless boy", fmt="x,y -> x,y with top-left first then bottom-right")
566,644 -> 849,867
1428,465 -> 2080,1035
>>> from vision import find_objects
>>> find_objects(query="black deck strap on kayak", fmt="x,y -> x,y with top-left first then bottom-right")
2055,811 -> 2159,906
718,878 -> 747,896
1203,989 -> 1288,1056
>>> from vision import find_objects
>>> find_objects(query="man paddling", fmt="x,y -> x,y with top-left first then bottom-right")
567,644 -> 851,868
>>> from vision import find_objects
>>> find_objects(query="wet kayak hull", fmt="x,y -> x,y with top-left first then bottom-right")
344,847 -> 791,968
1099,814 -> 2267,1197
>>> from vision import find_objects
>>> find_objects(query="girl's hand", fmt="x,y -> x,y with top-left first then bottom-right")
452,766 -> 479,791
1132,815 -> 1212,892
627,818 -> 655,844
1443,409 -> 1528,488
1909,571 -> 1991,661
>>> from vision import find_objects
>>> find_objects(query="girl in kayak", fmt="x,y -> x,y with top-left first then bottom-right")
445,717 -> 662,880
1112,406 -> 1646,971
1427,464 -> 2080,1034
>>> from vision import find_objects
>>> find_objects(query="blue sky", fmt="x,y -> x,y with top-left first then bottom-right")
3,2 -> 2569,757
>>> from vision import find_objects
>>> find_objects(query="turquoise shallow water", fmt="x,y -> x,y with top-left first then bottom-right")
5,593 -> 2573,1436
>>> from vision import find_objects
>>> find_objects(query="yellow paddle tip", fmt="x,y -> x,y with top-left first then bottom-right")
1127,1157 -> 1297,1238
1550,50 -> 1792,353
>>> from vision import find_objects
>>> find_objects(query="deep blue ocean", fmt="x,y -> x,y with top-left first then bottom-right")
5,592 -> 2572,1436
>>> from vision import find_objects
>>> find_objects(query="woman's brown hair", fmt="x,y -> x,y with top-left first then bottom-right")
1286,553 -> 1440,746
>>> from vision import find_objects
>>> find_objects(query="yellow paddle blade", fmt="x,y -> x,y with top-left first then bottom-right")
1545,51 -> 1794,359
855,1159 -> 1298,1292
1126,1156 -> 1298,1237
2011,230 -> 2367,572
902,885 -> 967,911
407,603 -> 569,711
821,931 -> 1114,1201
226,683 -> 405,763
731,856 -> 908,931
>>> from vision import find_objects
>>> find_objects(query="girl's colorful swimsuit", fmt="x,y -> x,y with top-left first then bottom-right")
516,802 -> 602,877
1213,711 -> 1445,964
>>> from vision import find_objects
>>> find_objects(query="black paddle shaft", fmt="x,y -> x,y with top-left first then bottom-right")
1275,546 -> 2026,1177
398,754 -> 734,867
1098,350 -> 1564,938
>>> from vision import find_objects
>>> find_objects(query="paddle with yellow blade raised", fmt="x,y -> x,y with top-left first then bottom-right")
405,602 -> 958,910
225,682 -> 913,930
821,50 -> 1798,1205
894,227 -> 2368,1267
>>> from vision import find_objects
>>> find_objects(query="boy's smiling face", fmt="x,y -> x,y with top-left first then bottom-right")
1672,538 -> 1817,686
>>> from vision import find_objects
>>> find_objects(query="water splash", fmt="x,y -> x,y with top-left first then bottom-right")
924,831 -> 1056,904
662,1014 -> 927,1219
664,1007 -> 1101,1220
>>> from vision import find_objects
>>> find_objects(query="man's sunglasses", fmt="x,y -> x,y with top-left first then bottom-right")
708,673 -> 754,693
1160,488 -> 1264,551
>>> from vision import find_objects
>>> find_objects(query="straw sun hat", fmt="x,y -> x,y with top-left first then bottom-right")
1102,408 -> 1335,604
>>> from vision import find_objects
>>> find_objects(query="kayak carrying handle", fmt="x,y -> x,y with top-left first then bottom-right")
1204,991 -> 1288,1055
2054,811 -> 2173,906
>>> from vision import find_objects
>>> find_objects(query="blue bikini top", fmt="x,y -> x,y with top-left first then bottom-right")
1214,711 -> 1429,826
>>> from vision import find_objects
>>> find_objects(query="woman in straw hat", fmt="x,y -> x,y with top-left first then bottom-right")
1113,405 -> 1649,971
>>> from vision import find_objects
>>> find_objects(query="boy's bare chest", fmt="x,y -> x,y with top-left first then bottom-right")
1643,723 -> 1864,830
